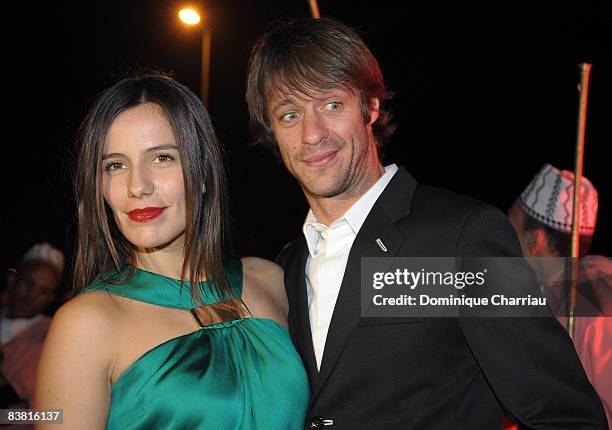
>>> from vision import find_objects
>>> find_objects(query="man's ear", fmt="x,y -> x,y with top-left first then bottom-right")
368,97 -> 380,126
526,229 -> 547,256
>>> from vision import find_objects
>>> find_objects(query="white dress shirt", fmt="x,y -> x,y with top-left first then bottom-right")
303,164 -> 398,369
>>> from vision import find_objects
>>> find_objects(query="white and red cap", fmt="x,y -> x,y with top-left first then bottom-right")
518,163 -> 598,235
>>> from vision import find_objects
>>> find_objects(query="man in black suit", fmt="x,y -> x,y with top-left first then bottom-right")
245,18 -> 607,429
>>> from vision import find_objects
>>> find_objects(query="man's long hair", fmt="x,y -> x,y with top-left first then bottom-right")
246,18 -> 395,155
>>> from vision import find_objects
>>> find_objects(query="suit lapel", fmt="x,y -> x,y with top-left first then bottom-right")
284,239 -> 319,387
284,167 -> 418,401
313,202 -> 405,398
312,166 -> 418,400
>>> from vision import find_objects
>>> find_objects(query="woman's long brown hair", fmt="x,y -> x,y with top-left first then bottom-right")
73,72 -> 232,303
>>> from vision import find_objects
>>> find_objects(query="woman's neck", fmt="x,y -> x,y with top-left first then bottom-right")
133,235 -> 185,279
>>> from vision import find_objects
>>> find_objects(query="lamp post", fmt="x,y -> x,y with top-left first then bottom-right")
308,0 -> 320,18
178,8 -> 211,107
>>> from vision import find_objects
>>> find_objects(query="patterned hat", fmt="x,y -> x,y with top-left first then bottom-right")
518,164 -> 598,235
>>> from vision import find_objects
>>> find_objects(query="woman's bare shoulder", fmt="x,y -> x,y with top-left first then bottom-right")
240,257 -> 288,327
241,256 -> 283,279
35,291 -> 118,427
59,290 -> 122,324
46,291 -> 122,358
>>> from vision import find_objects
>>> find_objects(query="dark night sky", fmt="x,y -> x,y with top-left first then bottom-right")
5,1 -> 611,282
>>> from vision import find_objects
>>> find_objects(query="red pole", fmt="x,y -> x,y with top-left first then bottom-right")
567,63 -> 592,340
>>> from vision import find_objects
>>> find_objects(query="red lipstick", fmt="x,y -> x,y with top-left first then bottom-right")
127,207 -> 166,222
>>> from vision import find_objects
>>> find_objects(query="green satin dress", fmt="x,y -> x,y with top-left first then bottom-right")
82,259 -> 309,429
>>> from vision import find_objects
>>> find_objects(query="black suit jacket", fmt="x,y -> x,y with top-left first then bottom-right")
277,167 -> 607,429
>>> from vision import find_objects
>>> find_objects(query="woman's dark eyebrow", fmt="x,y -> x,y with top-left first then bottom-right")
102,144 -> 179,160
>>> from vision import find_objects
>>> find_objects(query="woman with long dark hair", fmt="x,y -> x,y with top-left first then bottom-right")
34,73 -> 308,429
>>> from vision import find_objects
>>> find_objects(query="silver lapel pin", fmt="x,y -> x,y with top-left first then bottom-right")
375,238 -> 388,252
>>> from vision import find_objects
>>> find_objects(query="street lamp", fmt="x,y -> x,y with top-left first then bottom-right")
179,7 -> 211,107
308,0 -> 320,18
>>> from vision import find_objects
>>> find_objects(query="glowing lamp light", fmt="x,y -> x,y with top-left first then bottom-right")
179,8 -> 201,25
